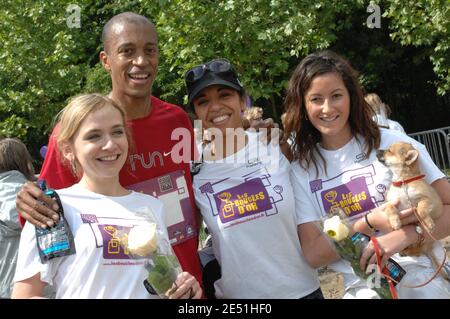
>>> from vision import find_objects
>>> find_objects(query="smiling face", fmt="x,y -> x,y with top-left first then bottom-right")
193,85 -> 246,136
100,21 -> 159,100
64,105 -> 128,186
304,72 -> 352,150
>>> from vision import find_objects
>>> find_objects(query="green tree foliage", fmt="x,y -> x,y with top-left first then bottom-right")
384,0 -> 449,95
0,0 -> 92,159
154,0 -> 344,118
0,0 -> 448,167
328,2 -> 449,133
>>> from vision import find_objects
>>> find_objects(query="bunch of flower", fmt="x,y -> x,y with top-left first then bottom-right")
322,210 -> 399,299
127,208 -> 182,298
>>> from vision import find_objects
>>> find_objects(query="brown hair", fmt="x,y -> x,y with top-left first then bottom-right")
0,138 -> 36,181
364,92 -> 392,116
56,93 -> 131,177
283,50 -> 379,175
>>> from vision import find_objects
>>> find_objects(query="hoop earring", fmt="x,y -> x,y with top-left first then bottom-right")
70,159 -> 78,177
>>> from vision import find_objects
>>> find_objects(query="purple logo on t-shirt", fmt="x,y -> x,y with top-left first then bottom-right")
310,179 -> 323,193
321,176 -> 375,218
80,214 -> 98,224
99,224 -> 132,259
214,178 -> 272,224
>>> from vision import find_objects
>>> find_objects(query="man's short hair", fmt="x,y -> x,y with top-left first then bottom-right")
102,12 -> 156,53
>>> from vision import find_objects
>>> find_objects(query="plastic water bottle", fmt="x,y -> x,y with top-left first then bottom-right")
351,232 -> 406,286
35,180 -> 76,262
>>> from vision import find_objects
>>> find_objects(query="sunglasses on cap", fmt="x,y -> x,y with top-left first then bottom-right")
185,58 -> 236,83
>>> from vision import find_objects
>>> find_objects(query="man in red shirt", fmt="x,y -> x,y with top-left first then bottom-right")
15,12 -> 203,290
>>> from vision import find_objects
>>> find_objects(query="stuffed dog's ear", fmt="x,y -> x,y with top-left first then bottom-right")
405,149 -> 419,166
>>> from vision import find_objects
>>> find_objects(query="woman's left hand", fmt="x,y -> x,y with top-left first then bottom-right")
359,226 -> 414,272
168,272 -> 202,299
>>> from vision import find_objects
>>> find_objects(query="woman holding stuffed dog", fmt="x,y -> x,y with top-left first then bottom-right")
284,50 -> 450,298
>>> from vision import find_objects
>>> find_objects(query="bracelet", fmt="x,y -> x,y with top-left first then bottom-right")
364,213 -> 376,232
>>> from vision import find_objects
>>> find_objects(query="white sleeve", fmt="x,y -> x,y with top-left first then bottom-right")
289,162 -> 322,225
13,223 -> 54,285
388,120 -> 405,133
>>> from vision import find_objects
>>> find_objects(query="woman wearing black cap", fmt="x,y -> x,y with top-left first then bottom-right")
185,59 -> 323,299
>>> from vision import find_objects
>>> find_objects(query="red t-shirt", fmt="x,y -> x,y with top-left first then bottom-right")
36,96 -> 203,286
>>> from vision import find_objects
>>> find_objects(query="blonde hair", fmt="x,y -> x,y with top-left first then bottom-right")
243,106 -> 263,122
280,113 -> 287,127
364,93 -> 391,116
56,93 -> 130,176
0,137 -> 36,181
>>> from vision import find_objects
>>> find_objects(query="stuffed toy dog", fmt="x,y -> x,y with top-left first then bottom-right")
377,142 -> 443,256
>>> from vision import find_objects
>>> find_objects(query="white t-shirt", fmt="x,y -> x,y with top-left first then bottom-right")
291,129 -> 449,298
14,183 -> 167,299
193,131 -> 320,299
387,119 -> 405,133
373,114 -> 405,133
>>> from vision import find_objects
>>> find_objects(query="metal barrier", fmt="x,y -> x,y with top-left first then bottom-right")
409,126 -> 450,178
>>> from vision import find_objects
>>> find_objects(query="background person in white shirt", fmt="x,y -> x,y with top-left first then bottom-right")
0,138 -> 37,298
365,92 -> 406,133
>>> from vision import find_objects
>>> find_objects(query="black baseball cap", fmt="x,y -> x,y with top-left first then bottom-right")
185,59 -> 244,104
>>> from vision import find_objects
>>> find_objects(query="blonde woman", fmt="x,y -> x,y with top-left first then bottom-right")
365,93 -> 405,133
12,94 -> 201,299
